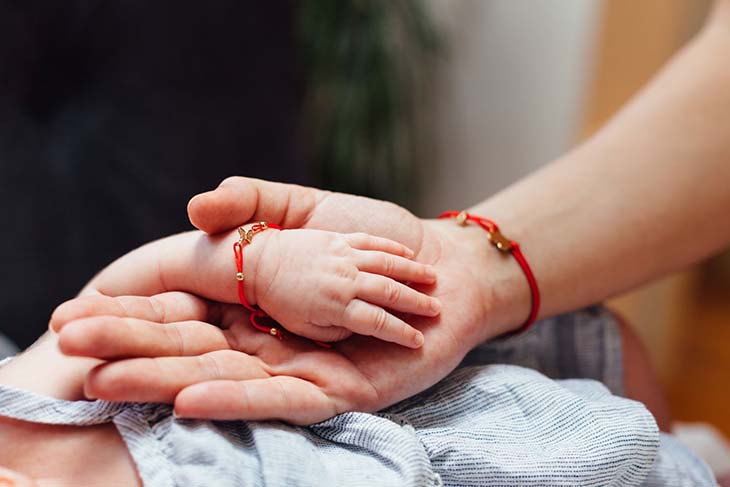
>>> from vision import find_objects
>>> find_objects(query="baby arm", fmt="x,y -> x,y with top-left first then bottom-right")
77,227 -> 440,348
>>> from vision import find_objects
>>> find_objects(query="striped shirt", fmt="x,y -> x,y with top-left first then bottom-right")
0,308 -> 715,486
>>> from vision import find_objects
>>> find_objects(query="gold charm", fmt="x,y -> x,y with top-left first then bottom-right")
488,229 -> 513,252
237,226 -> 254,244
238,223 -> 270,245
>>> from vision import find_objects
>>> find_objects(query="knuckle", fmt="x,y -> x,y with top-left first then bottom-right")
221,175 -> 243,187
382,255 -> 396,276
337,299 -> 354,325
148,296 -> 168,323
329,239 -> 350,257
400,324 -> 413,342
372,308 -> 388,334
324,287 -> 352,313
323,284 -> 346,306
238,383 -> 252,413
385,282 -> 401,303
275,380 -> 292,417
328,266 -> 358,303
335,260 -> 357,280
115,296 -> 134,317
420,265 -> 433,280
163,325 -> 186,356
415,293 -> 429,311
199,353 -> 224,380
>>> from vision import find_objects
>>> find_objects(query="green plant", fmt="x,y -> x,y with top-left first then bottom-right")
299,0 -> 440,207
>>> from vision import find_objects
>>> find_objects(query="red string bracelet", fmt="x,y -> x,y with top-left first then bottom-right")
233,222 -> 331,348
439,211 -> 541,333
233,222 -> 284,339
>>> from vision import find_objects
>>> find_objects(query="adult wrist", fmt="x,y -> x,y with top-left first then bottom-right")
469,229 -> 533,339
433,219 -> 532,343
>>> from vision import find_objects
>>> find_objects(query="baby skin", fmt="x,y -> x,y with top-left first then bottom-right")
71,226 -> 441,348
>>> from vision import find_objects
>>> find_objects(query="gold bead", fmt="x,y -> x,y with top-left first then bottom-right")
456,211 -> 468,226
269,327 -> 279,336
235,272 -> 245,281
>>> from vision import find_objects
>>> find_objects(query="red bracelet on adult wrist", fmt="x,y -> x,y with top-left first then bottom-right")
439,211 -> 541,334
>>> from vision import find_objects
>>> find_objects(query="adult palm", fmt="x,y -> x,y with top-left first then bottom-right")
54,178 -> 522,424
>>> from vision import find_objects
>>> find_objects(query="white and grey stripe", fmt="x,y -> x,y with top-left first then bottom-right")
0,308 -> 715,486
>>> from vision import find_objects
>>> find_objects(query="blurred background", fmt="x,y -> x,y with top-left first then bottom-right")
0,0 -> 728,470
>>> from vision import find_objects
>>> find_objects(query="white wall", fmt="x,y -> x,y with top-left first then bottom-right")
418,0 -> 603,215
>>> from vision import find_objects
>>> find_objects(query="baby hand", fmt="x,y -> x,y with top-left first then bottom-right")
247,229 -> 440,348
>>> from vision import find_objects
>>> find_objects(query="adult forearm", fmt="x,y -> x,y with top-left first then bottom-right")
470,6 -> 730,323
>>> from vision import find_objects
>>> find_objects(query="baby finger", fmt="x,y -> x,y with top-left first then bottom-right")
355,273 -> 441,316
352,250 -> 436,284
340,299 -> 424,348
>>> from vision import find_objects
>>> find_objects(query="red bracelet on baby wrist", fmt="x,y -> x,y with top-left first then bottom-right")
438,211 -> 541,334
233,222 -> 331,348
233,222 -> 284,339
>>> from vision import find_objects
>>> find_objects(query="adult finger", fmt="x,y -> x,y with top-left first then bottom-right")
352,250 -> 436,284
344,233 -> 414,258
57,316 -> 231,359
50,292 -> 214,332
356,273 -> 441,317
187,177 -> 325,234
84,350 -> 270,403
340,299 -> 424,349
174,376 -> 339,425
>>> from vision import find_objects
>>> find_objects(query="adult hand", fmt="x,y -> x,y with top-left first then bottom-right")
59,177 -> 530,423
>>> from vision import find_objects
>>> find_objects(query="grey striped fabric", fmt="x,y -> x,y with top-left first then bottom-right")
0,333 -> 17,360
0,308 -> 715,486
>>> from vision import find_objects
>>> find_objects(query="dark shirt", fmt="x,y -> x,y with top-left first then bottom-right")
0,1 -> 305,347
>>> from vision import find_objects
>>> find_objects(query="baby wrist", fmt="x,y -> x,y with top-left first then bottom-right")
231,223 -> 330,347
232,221 -> 280,309
241,229 -> 274,307
232,222 -> 286,340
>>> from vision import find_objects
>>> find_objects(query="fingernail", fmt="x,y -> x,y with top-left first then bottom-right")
425,266 -> 437,280
430,298 -> 442,314
405,247 -> 415,258
414,332 -> 424,347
